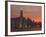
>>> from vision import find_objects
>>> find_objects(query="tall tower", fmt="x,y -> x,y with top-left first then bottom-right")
20,10 -> 23,17
19,10 -> 23,28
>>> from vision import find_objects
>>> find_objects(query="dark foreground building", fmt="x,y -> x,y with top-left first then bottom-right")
11,10 -> 41,32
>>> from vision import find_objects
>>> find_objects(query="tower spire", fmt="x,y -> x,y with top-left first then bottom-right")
20,10 -> 23,17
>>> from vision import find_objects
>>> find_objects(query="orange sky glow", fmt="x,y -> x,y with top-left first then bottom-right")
11,5 -> 42,22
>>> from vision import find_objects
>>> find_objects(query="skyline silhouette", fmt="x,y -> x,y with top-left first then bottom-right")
11,5 -> 42,22
11,10 -> 42,32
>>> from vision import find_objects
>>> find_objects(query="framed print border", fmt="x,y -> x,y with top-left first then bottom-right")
5,1 -> 45,36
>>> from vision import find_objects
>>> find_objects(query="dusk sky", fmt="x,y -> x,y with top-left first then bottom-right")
11,5 -> 42,22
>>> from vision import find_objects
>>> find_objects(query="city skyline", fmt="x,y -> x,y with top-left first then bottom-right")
11,5 -> 42,22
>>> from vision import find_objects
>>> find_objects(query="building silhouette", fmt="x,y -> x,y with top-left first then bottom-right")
11,10 -> 41,32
